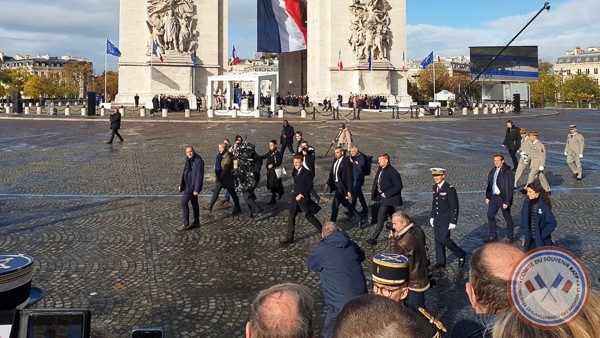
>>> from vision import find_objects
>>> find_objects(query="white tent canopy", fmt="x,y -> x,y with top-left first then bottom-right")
207,72 -> 278,112
434,90 -> 455,101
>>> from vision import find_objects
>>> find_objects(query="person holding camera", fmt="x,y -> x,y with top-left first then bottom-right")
430,168 -> 466,269
177,146 -> 204,231
297,140 -> 323,204
388,211 -> 431,311
349,146 -> 368,214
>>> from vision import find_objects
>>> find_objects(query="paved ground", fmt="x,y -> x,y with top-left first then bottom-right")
0,108 -> 598,337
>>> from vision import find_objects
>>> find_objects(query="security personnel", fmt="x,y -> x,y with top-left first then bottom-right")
564,124 -> 585,180
429,168 -> 466,269
371,252 -> 447,338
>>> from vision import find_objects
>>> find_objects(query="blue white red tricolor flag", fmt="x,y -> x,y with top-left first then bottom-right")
338,50 -> 343,71
402,51 -> 406,71
152,41 -> 164,62
229,45 -> 240,66
257,0 -> 307,53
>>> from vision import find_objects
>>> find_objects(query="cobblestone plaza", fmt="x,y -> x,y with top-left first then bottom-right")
1,109 -> 598,337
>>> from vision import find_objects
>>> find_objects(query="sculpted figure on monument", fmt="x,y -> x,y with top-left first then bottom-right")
146,0 -> 195,55
348,0 -> 391,61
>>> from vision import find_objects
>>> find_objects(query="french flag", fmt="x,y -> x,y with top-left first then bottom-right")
229,45 -> 240,66
257,0 -> 307,53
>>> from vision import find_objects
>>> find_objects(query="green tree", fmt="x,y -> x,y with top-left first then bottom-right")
416,63 -> 451,100
529,61 -> 558,108
560,73 -> 600,108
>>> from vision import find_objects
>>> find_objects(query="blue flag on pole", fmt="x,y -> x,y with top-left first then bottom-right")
368,49 -> 372,71
106,39 -> 121,57
192,45 -> 197,66
421,51 -> 433,69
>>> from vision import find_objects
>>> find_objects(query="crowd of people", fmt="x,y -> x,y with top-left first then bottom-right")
150,94 -> 192,113
174,118 -> 590,337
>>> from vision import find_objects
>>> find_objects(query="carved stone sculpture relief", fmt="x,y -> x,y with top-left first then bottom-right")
146,0 -> 195,56
348,0 -> 391,61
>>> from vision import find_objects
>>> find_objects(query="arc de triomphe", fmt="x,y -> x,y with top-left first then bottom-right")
114,0 -> 409,108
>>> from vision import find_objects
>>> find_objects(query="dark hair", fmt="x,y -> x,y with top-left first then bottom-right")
526,180 -> 552,208
378,153 -> 390,162
270,140 -> 278,145
295,131 -> 303,137
235,135 -> 243,141
333,294 -> 424,338
492,153 -> 505,161
293,155 -> 304,162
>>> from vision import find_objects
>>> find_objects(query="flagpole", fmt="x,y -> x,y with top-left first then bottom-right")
104,41 -> 107,104
150,42 -> 154,98
433,50 -> 436,102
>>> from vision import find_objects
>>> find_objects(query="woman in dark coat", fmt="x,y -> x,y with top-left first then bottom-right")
521,180 -> 557,251
259,140 -> 284,204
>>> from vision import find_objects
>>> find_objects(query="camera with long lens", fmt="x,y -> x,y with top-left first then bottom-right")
384,221 -> 393,231
234,142 -> 258,192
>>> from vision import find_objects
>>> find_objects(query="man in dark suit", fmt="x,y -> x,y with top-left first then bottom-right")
134,93 -> 140,107
107,108 -> 123,144
281,155 -> 323,246
177,146 -> 204,231
484,154 -> 515,243
280,119 -> 296,156
429,168 -> 466,270
366,153 -> 403,245
324,147 -> 366,228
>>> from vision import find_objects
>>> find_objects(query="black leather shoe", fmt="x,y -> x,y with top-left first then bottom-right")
483,237 -> 498,243
366,238 -> 377,246
231,209 -> 242,216
431,263 -> 446,270
188,222 -> 200,230
280,238 -> 294,246
576,177 -> 582,181
267,200 -> 276,205
458,256 -> 466,268
202,206 -> 212,212
278,193 -> 284,200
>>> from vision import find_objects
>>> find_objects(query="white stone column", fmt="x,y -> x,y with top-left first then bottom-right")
231,108 -> 237,118
473,107 -> 479,115
81,107 -> 87,116
119,106 -> 125,116
253,108 -> 260,118
462,107 -> 468,115
36,106 -> 42,114
140,108 -> 146,117
185,108 -> 191,117
65,106 -> 70,115
278,108 -> 284,118
100,108 -> 106,116
301,109 -> 307,118
207,108 -> 214,118
161,108 -> 168,117
24,106 -> 30,114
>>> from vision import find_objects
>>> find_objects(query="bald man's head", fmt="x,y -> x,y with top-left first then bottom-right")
467,243 -> 526,314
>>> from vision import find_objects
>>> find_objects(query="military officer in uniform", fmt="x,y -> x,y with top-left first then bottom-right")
371,252 -> 447,338
525,131 -> 551,193
514,128 -> 532,190
564,124 -> 585,180
429,168 -> 466,269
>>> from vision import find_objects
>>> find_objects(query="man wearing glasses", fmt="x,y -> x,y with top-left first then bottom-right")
371,253 -> 446,337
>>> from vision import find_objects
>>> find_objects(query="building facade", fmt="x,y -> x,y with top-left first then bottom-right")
554,46 -> 600,85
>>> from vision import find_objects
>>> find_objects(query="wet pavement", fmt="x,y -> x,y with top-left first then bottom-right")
0,108 -> 598,337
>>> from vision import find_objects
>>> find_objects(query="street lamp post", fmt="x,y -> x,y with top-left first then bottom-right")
288,80 -> 292,94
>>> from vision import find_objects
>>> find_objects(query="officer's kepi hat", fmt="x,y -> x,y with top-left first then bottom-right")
372,253 -> 409,286
430,168 -> 446,176
569,124 -> 577,130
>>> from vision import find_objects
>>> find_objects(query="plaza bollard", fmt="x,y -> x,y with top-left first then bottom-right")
161,108 -> 168,117
81,107 -> 87,116
492,106 -> 497,114
253,108 -> 260,118
462,107 -> 468,115
28,102 -> 33,107
483,106 -> 489,114
58,102 -> 63,106
65,106 -> 71,115
140,108 -> 146,117
300,109 -> 307,118
278,108 -> 283,118
231,109 -> 238,118
6,106 -> 11,114
419,107 -> 426,117
207,108 -> 214,118
100,108 -> 106,116
473,107 -> 479,115
185,108 -> 191,117
36,106 -> 42,115
24,106 -> 30,114
119,106 -> 125,117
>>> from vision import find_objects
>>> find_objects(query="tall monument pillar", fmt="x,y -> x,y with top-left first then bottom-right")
115,0 -> 227,108
306,0 -> 409,104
